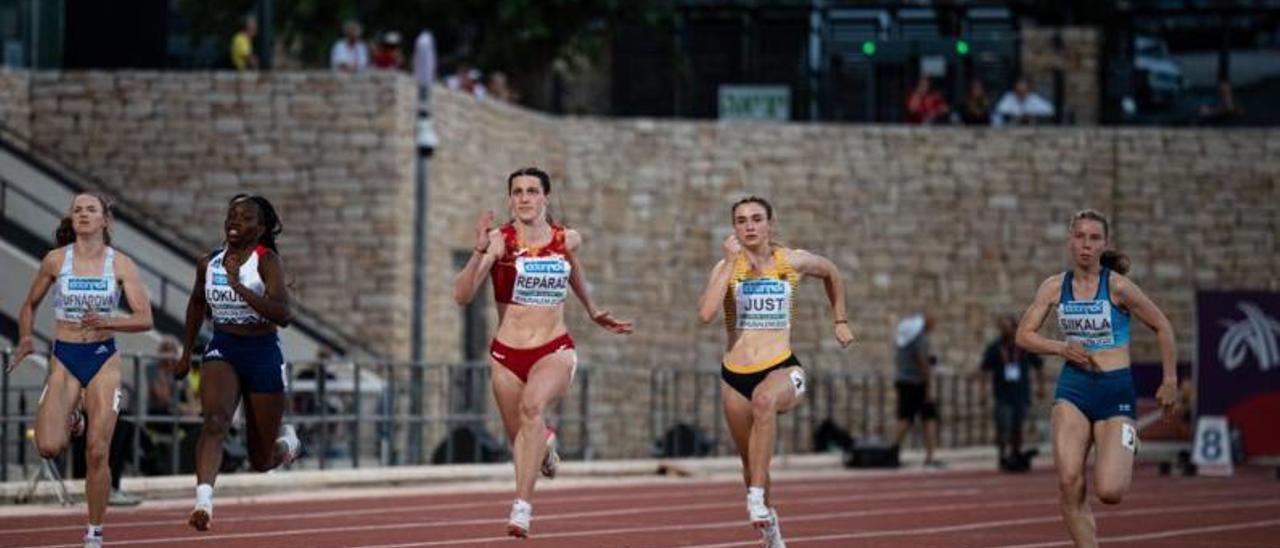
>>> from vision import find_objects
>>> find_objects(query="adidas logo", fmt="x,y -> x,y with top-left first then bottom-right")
205,349 -> 224,359
95,345 -> 109,355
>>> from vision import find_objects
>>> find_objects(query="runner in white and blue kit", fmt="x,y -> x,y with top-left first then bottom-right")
175,194 -> 301,532
1015,208 -> 1179,547
8,193 -> 153,548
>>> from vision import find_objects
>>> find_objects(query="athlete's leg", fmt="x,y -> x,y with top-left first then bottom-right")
1053,401 -> 1097,548
34,358 -> 83,458
81,356 -> 122,526
1092,417 -> 1136,505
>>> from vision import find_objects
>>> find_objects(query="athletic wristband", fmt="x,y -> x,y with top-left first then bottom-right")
834,320 -> 848,325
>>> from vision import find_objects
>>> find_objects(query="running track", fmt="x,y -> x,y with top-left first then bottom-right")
2,464 -> 1278,547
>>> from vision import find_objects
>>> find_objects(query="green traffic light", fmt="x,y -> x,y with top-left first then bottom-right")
861,40 -> 877,56
956,40 -> 970,56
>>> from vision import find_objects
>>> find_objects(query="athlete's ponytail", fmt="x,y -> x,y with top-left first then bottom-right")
1100,250 -> 1130,275
55,193 -> 113,247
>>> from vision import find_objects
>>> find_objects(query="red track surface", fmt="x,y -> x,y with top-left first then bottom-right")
2,464 -> 1278,547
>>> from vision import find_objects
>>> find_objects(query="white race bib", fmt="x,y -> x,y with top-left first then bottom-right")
1058,300 -> 1115,348
735,279 -> 791,330
512,257 -> 570,306
1003,363 -> 1022,383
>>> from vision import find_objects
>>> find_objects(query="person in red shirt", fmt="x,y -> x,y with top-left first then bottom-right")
906,77 -> 951,125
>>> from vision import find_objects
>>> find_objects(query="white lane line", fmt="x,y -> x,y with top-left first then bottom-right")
987,517 -> 1280,548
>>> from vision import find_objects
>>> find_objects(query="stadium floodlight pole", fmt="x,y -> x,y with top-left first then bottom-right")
259,0 -> 274,70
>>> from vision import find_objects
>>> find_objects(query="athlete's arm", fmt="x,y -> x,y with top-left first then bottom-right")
565,229 -> 632,334
454,230 -> 502,306
1112,273 -> 1178,417
175,255 -> 210,379
698,235 -> 740,324
790,249 -> 854,347
236,249 -> 293,327
84,253 -> 153,333
453,210 -> 501,306
8,250 -> 60,371
1016,275 -> 1091,365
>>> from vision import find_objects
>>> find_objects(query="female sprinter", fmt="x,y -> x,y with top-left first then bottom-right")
697,196 -> 855,547
453,167 -> 633,538
8,193 -> 153,547
175,194 -> 300,531
1016,208 -> 1178,547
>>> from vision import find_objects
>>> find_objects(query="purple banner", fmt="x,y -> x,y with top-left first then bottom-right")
1196,291 -> 1280,456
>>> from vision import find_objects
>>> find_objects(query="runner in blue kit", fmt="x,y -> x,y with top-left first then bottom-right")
1015,208 -> 1179,547
697,196 -> 855,548
8,193 -> 154,548
175,194 -> 301,531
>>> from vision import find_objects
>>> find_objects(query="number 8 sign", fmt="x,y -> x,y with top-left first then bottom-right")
1192,416 -> 1234,476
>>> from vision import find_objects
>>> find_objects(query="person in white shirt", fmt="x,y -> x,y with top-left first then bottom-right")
993,77 -> 1055,126
331,20 -> 369,72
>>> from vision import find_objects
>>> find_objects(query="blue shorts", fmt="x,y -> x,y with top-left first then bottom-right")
52,339 -> 117,387
203,331 -> 287,394
1054,364 -> 1136,422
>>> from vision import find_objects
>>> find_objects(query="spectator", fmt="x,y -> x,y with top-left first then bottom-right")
892,313 -> 944,467
993,77 -> 1054,126
906,77 -> 950,125
148,336 -> 198,417
371,31 -> 405,71
961,79 -> 991,125
331,20 -> 370,72
230,14 -> 258,71
980,315 -> 1044,472
1199,79 -> 1243,126
487,71 -> 518,103
445,62 -> 487,99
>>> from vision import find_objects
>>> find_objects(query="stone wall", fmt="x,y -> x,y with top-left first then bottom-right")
0,69 -> 31,140
1021,27 -> 1100,125
21,71 -> 419,360
8,70 -> 1277,458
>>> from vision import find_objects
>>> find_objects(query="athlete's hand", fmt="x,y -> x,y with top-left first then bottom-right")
79,310 -> 110,331
591,310 -> 634,335
474,210 -> 495,253
222,252 -> 243,282
1155,378 -> 1179,421
834,322 -> 855,348
1059,340 -> 1093,367
7,337 -> 34,373
722,234 -> 742,263
173,351 -> 192,380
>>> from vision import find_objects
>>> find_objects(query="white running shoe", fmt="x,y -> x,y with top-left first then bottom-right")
747,491 -> 771,529
540,428 -> 560,479
188,500 -> 213,532
507,499 -> 532,538
759,507 -> 785,548
82,534 -> 103,548
278,424 -> 301,465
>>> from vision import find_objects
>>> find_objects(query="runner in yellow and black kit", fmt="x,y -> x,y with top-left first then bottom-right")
697,196 -> 855,548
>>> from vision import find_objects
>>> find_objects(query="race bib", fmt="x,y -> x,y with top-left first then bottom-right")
735,279 -> 791,330
1058,300 -> 1115,347
1003,363 -> 1022,383
512,257 -> 570,306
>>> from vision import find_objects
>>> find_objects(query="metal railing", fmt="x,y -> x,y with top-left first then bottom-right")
2,347 -> 1036,484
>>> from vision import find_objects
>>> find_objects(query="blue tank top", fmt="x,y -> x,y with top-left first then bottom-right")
1057,268 -> 1130,352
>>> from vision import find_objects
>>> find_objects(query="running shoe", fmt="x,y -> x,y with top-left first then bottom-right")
540,427 -> 560,479
759,507 -> 786,548
747,491 -> 771,529
507,499 -> 532,538
278,424 -> 301,465
189,500 -> 213,532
